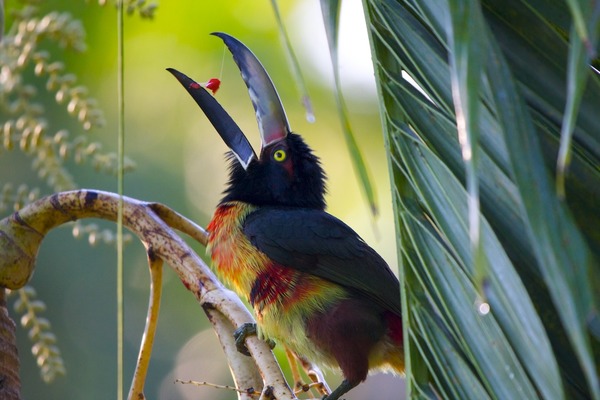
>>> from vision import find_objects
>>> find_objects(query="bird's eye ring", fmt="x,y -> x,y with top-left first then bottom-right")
273,148 -> 287,162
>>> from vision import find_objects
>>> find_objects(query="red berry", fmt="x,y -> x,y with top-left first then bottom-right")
205,78 -> 221,94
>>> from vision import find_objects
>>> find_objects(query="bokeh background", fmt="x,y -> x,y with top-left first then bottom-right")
4,1 -> 405,398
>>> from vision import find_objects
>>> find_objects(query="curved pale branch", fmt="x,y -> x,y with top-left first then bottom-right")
128,250 -> 164,400
0,189 -> 298,400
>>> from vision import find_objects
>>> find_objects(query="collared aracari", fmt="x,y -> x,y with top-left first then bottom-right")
168,32 -> 404,400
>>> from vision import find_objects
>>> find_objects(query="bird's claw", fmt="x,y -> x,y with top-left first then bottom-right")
233,322 -> 276,356
234,322 -> 255,356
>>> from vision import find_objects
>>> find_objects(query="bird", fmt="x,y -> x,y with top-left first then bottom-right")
168,32 -> 404,400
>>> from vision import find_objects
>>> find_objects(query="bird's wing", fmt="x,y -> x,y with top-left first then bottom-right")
243,207 -> 402,315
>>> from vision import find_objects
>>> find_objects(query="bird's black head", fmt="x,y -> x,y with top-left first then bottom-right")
169,33 -> 326,209
222,133 -> 326,209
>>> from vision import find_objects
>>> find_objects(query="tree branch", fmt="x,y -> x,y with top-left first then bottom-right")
0,189 -> 297,400
0,289 -> 20,400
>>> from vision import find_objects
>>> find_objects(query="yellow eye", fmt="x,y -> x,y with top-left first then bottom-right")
273,148 -> 287,162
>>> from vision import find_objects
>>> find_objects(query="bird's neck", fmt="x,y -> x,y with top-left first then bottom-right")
206,201 -> 259,295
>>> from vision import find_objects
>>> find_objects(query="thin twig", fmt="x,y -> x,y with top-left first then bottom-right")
128,250 -> 163,400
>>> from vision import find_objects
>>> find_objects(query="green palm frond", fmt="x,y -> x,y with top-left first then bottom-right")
320,0 -> 380,216
359,0 -> 599,398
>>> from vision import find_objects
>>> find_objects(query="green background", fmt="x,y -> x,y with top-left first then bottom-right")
2,1 -> 404,398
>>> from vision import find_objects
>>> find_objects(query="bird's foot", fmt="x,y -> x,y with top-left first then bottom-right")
233,322 -> 275,356
294,381 -> 327,396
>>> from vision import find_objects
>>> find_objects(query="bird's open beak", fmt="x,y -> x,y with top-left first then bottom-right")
212,32 -> 291,149
168,32 -> 291,170
167,67 -> 256,169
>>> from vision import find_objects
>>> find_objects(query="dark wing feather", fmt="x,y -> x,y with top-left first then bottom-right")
243,207 -> 402,315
